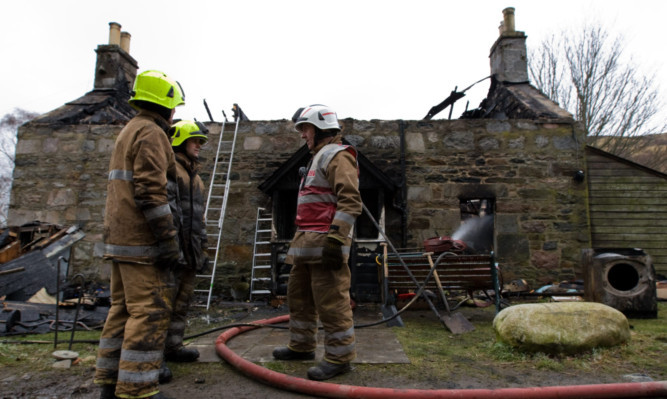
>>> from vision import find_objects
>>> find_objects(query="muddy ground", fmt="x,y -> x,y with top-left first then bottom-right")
0,302 -> 664,399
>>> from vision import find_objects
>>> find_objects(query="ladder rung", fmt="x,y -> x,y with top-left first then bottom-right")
251,290 -> 271,295
196,274 -> 213,278
252,277 -> 272,282
253,265 -> 271,269
255,241 -> 271,245
254,253 -> 271,257
194,289 -> 211,293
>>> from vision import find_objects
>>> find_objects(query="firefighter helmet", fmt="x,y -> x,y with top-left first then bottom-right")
169,120 -> 208,147
129,70 -> 185,110
292,104 -> 341,133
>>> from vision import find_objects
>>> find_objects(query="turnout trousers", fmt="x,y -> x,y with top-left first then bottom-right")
165,267 -> 196,353
94,261 -> 175,398
286,258 -> 356,364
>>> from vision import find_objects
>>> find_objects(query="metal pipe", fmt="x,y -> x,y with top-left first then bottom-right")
68,274 -> 85,351
53,256 -> 64,349
398,120 -> 408,247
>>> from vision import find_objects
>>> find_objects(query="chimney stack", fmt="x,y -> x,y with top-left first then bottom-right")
489,7 -> 528,84
94,22 -> 138,92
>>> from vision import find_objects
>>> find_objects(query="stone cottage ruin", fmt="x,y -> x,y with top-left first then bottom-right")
8,9 -> 664,306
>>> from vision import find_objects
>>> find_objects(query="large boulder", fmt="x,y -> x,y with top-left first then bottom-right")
493,302 -> 630,354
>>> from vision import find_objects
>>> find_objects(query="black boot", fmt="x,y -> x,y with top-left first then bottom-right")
99,384 -> 118,399
272,346 -> 315,360
158,361 -> 173,384
164,346 -> 200,362
307,360 -> 351,381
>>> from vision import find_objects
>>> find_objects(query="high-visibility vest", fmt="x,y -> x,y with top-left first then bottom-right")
296,144 -> 357,232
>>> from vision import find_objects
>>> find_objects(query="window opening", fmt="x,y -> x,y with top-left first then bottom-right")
456,198 -> 495,253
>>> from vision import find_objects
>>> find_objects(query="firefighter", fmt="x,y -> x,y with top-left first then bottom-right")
158,120 -> 210,383
273,104 -> 362,381
94,70 -> 184,399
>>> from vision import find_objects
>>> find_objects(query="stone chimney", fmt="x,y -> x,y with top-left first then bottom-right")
489,7 -> 528,84
93,22 -> 138,92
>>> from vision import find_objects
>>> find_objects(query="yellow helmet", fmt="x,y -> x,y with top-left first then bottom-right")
169,120 -> 209,147
129,70 -> 185,110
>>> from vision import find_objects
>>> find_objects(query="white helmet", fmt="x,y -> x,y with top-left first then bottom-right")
292,104 -> 341,132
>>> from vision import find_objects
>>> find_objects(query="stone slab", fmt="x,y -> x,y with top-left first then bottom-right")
187,311 -> 409,364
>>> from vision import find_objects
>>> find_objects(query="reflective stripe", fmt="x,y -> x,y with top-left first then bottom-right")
109,169 -> 133,181
99,337 -> 123,349
143,204 -> 171,221
290,319 -> 318,330
333,211 -> 356,225
105,244 -> 158,258
117,369 -> 159,384
287,245 -> 350,257
287,247 -> 323,257
325,342 -> 356,356
326,326 -> 354,341
96,357 -> 120,370
290,332 -> 316,344
298,193 -> 337,205
120,349 -> 163,363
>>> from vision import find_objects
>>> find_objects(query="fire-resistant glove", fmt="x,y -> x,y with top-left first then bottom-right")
321,237 -> 344,270
155,237 -> 181,270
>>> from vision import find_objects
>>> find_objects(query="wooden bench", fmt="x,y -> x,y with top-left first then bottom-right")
381,247 -> 502,315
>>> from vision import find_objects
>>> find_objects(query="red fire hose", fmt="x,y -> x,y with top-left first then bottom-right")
215,315 -> 667,399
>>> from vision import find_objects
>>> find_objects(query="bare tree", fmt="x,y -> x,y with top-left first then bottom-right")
529,24 -> 667,161
0,108 -> 39,227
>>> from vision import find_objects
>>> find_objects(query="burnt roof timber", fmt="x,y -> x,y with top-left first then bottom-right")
258,142 -> 397,195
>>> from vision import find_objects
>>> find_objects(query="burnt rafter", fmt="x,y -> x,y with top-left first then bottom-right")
461,77 -> 574,121
423,76 -> 490,121
28,87 -> 136,126
258,141 -> 397,195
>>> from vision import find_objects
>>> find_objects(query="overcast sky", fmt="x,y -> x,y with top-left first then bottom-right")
2,0 -> 666,123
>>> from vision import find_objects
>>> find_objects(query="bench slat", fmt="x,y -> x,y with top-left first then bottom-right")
382,250 -> 501,313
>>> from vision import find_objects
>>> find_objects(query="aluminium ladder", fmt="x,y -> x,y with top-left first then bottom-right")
249,207 -> 273,301
195,117 -> 241,310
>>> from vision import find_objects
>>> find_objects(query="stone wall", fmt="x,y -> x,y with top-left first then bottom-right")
9,116 -> 589,290
10,122 -> 120,280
